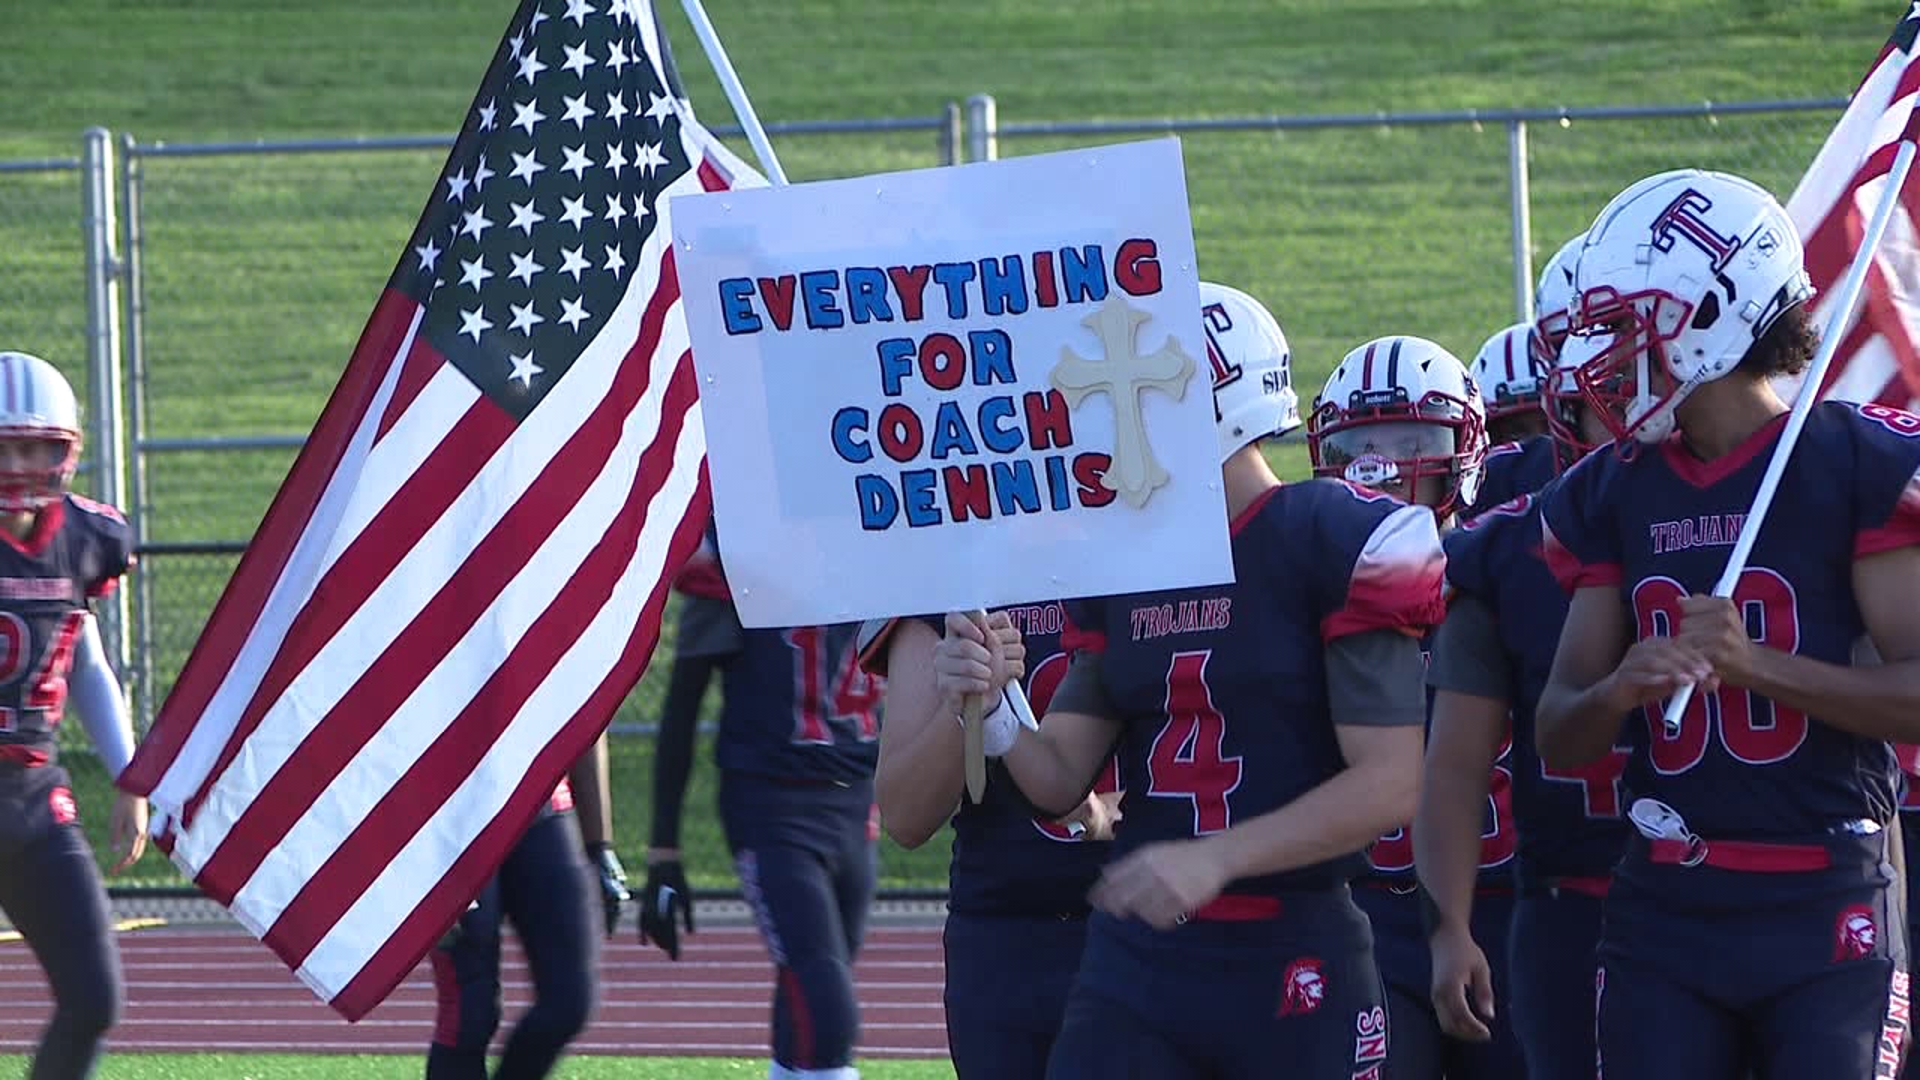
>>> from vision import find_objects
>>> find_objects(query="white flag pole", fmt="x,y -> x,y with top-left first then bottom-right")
673,1 -> 999,799
1661,138 -> 1918,734
678,0 -> 790,186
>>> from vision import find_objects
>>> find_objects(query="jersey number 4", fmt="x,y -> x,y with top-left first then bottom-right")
0,611 -> 86,733
785,627 -> 881,745
1633,569 -> 1808,773
1145,651 -> 1243,835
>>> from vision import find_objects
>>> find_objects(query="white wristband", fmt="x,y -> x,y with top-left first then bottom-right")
981,701 -> 1021,757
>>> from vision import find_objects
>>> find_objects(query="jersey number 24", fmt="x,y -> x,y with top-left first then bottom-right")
0,611 -> 86,733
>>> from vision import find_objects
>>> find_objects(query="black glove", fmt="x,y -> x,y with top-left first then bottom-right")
639,859 -> 695,960
588,843 -> 630,939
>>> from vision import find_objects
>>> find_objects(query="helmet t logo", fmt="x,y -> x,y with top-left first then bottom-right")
1650,189 -> 1744,273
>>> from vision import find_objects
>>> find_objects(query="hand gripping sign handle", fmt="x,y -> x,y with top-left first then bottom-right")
961,608 -> 990,804
1661,138 -> 1918,735
680,0 -> 791,186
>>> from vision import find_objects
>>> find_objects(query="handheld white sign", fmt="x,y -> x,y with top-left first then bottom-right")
673,137 -> 1232,627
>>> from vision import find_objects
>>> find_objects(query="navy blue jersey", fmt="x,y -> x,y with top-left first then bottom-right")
1065,479 -> 1446,896
861,604 -> 1116,918
1466,434 -> 1559,520
1447,488 -> 1629,886
715,622 -> 881,785
1360,629 -> 1518,891
1541,402 -> 1920,839
0,496 -> 131,766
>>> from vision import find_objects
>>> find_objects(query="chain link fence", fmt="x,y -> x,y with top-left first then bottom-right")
0,98 -> 1850,895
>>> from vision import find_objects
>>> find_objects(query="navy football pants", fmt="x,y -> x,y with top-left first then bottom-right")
1045,891 -> 1386,1079
943,913 -> 1087,1080
1506,888 -> 1604,1080
428,811 -> 598,1080
1354,885 -> 1524,1080
1598,867 -> 1908,1079
721,773 -> 876,1072
0,764 -> 121,1080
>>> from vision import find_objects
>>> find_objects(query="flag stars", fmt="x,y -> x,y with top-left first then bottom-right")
510,148 -> 546,183
637,142 -> 668,176
561,93 -> 595,130
559,194 -> 592,230
508,300 -> 546,335
646,92 -> 675,122
604,140 -> 629,175
565,0 -> 597,27
606,91 -> 631,125
459,306 -> 494,343
509,351 -> 543,389
562,42 -> 595,78
446,168 -> 471,204
561,144 -> 594,180
517,48 -> 548,85
559,245 -> 591,281
477,99 -> 498,131
472,156 -> 496,193
606,39 -> 630,77
509,199 -> 548,236
604,193 -> 629,228
559,296 -> 591,331
604,243 -> 628,276
512,99 -> 548,135
459,207 -> 494,241
509,249 -> 545,286
458,255 -> 494,290
413,237 -> 442,274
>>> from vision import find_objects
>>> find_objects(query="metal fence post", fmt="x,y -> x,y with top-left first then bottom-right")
119,133 -> 156,730
941,102 -> 962,166
966,94 -> 998,163
1507,118 -> 1534,323
81,127 -> 132,676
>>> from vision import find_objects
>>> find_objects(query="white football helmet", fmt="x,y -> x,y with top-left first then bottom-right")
1542,330 -> 1618,461
0,352 -> 81,511
1470,321 -> 1547,427
1533,231 -> 1586,361
1202,282 -> 1300,462
1568,169 -> 1812,444
1308,336 -> 1487,517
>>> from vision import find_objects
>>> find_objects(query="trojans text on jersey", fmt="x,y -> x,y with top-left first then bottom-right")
1130,597 -> 1233,640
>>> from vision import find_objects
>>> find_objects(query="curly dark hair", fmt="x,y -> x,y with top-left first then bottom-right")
1735,302 -> 1819,379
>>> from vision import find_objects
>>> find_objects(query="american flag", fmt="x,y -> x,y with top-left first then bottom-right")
117,0 -> 759,1019
1787,2 -> 1920,408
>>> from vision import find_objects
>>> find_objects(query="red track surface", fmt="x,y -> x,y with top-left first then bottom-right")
0,924 -> 950,1058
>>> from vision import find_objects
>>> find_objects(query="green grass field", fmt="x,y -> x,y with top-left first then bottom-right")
0,0 -> 1901,1067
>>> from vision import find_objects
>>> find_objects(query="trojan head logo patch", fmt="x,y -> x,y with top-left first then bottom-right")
1835,904 -> 1878,962
1278,956 -> 1326,1016
48,786 -> 77,826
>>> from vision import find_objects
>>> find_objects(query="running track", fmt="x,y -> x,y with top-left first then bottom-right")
0,921 -> 950,1058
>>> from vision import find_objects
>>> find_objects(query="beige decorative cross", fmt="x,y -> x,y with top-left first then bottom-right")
1049,296 -> 1197,508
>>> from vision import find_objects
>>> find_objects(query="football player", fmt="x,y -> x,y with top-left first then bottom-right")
854,282 -> 1290,1080
1470,321 -> 1549,449
0,351 -> 145,1080
1416,329 -> 1628,1080
1538,168 -> 1920,1077
942,289 -> 1447,1076
429,752 -> 609,1080
1306,337 -> 1524,1080
643,534 -> 882,1080
1466,233 -> 1589,518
